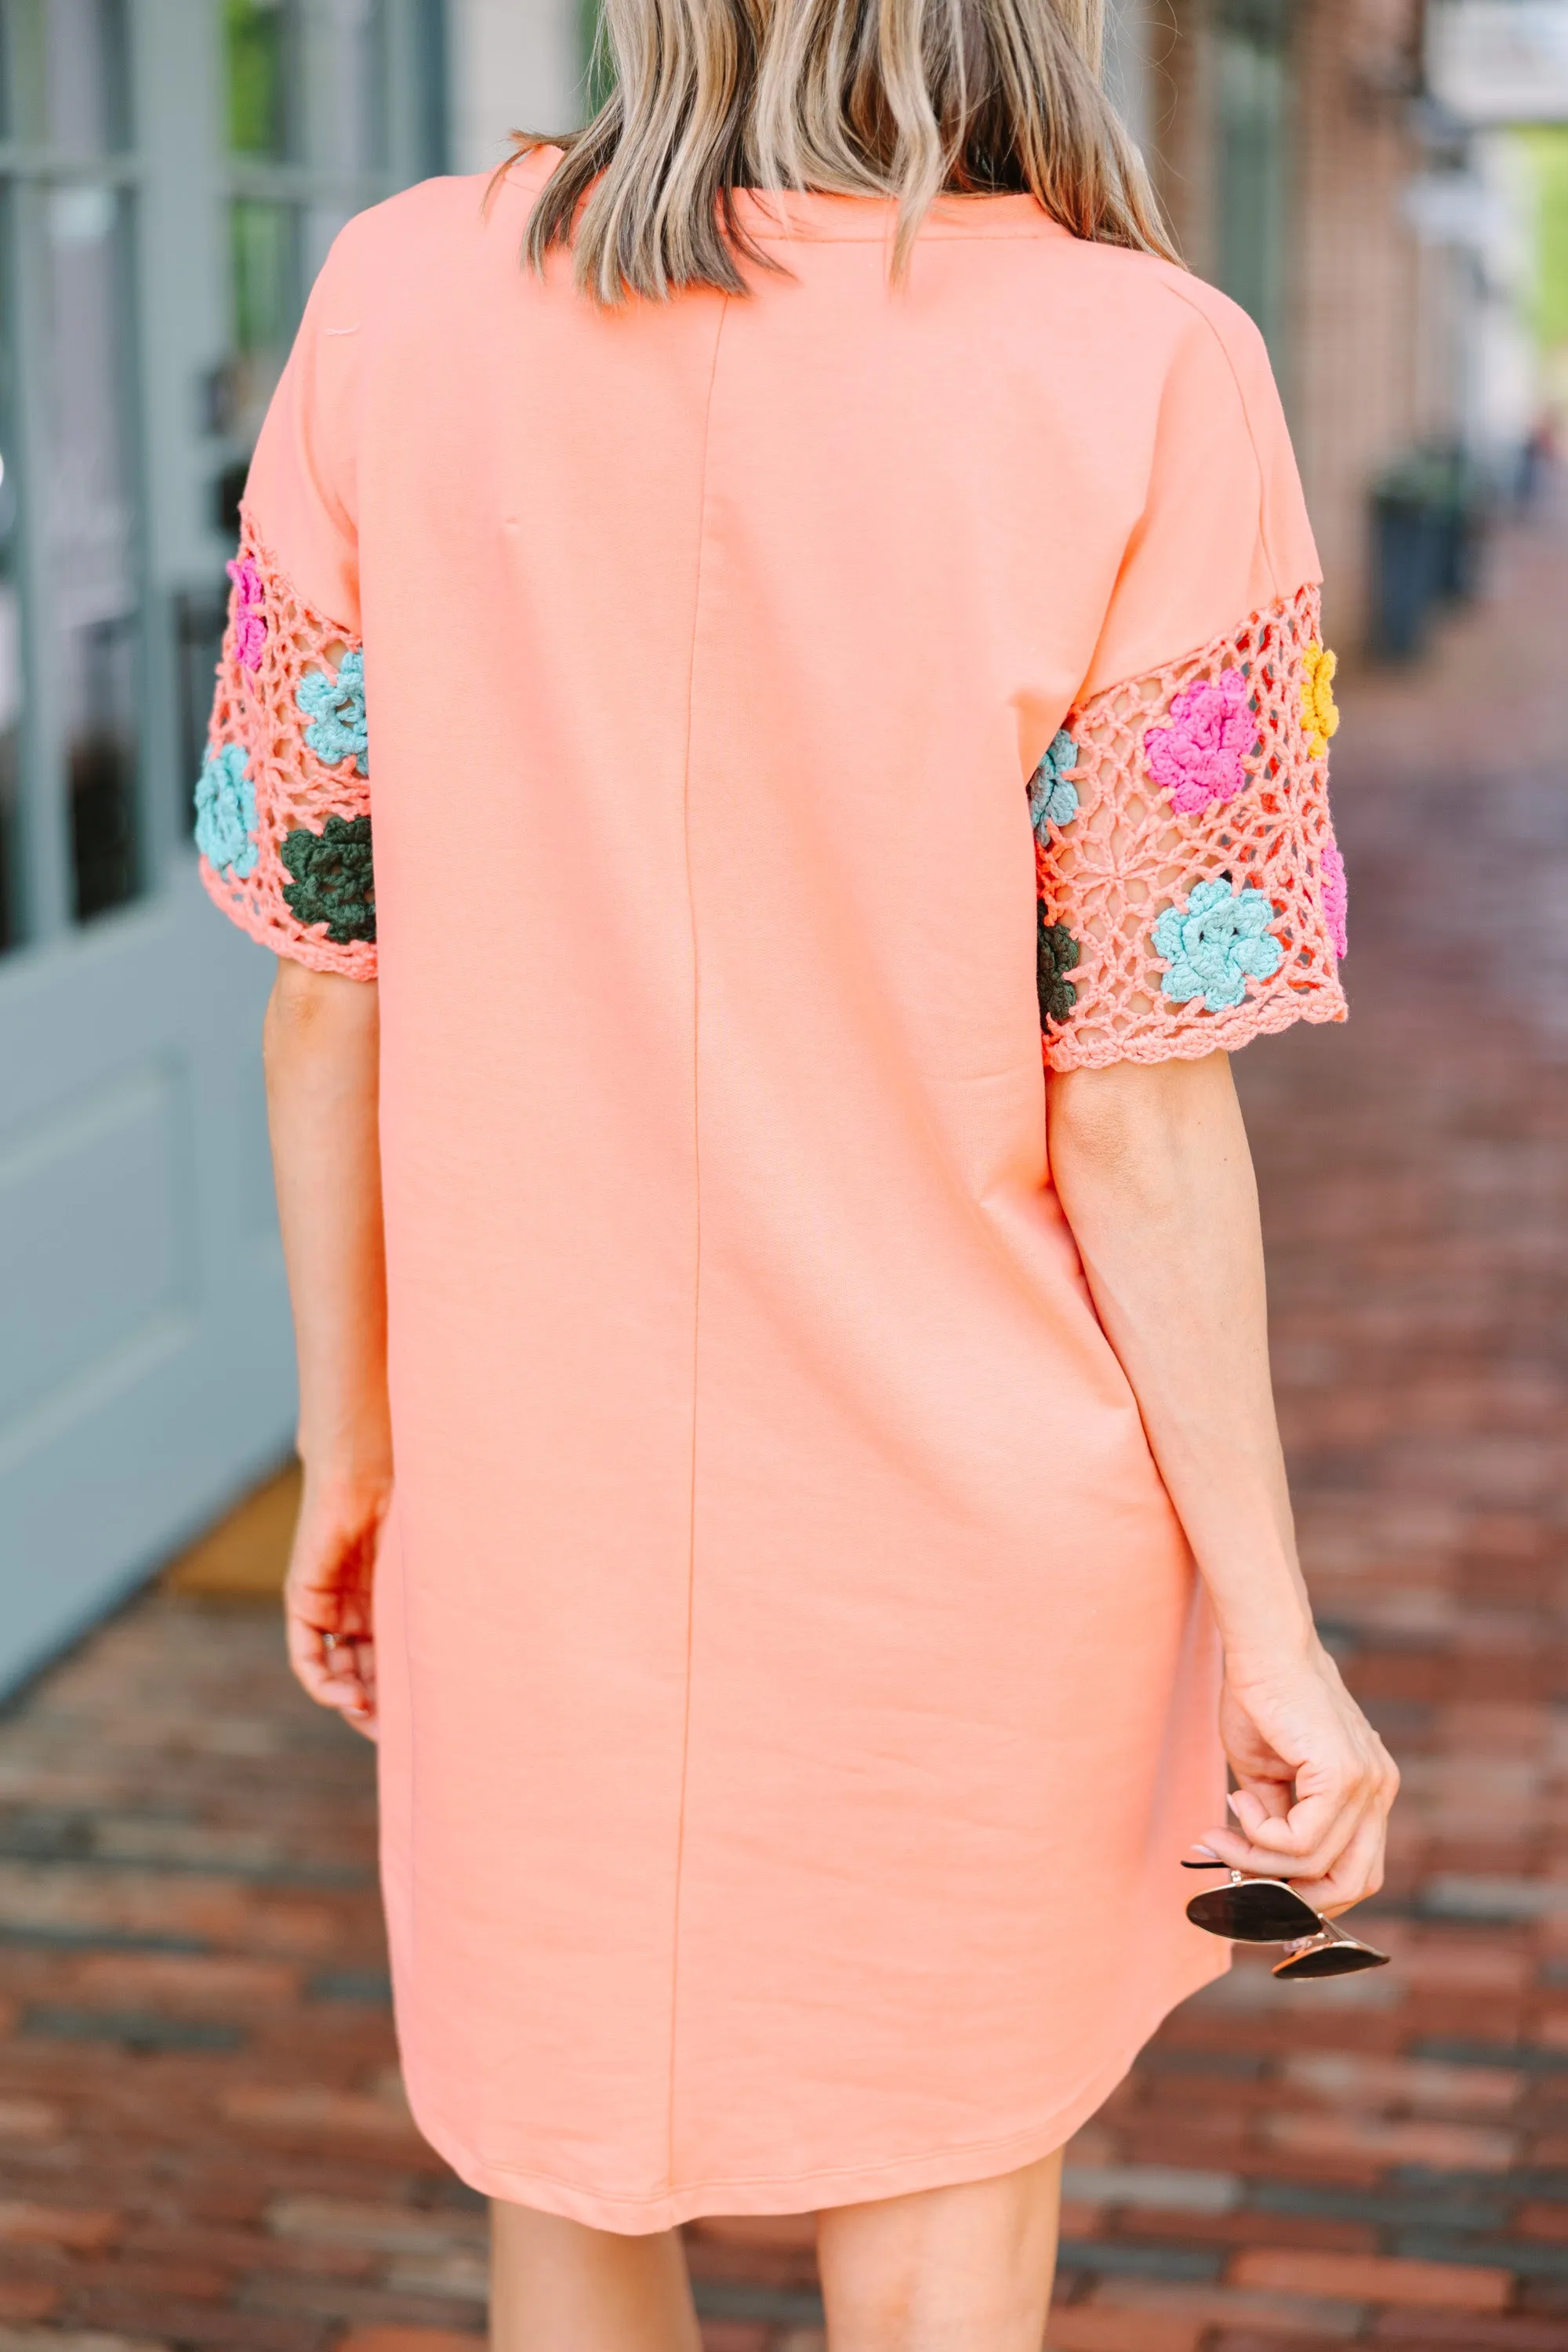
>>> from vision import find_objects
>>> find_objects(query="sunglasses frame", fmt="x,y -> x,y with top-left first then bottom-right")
1181,1864 -> 1390,1979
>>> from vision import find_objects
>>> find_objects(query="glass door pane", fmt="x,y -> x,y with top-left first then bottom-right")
42,183 -> 141,924
228,194 -> 299,448
226,0 -> 299,158
1216,0 -> 1291,371
0,183 -> 18,953
0,351 -> 17,956
0,0 -> 129,151
42,0 -> 129,152
326,0 -> 390,177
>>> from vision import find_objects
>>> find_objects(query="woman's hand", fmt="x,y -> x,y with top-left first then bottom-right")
1196,1640 -> 1399,1915
283,1468 -> 390,1737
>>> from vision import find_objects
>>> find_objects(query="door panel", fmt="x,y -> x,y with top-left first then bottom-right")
0,0 -> 442,1695
0,868 -> 292,1686
0,1059 -> 190,1429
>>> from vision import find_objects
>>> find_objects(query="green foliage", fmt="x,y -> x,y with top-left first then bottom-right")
226,0 -> 292,160
1517,127 -> 1568,351
581,0 -> 615,117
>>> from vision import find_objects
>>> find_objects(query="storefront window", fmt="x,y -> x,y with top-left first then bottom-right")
1216,0 -> 1292,375
227,0 -> 298,159
0,0 -> 441,957
220,0 -> 391,458
0,220 -> 16,958
43,183 -> 140,923
41,0 -> 131,152
0,0 -> 142,944
227,196 -> 299,452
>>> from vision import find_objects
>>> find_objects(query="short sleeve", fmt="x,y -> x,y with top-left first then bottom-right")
1031,284 -> 1346,1072
194,230 -> 376,977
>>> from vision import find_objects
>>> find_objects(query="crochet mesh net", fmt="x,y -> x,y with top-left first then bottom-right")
200,537 -> 1342,1042
1039,583 -> 1346,1071
198,513 -> 376,979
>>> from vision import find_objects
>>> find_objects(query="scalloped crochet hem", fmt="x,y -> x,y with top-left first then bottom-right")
199,852 -> 378,981
397,1941 -> 1230,2232
1046,976 -> 1347,1073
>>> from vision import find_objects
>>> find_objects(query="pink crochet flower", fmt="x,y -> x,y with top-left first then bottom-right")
1320,838 -> 1348,960
226,556 -> 267,672
1144,667 -> 1256,815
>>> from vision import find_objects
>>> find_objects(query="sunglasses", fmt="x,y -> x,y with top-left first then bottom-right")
1181,1864 -> 1390,1979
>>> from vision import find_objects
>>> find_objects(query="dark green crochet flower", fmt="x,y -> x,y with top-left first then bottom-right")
280,813 -> 376,946
1036,909 -> 1080,1027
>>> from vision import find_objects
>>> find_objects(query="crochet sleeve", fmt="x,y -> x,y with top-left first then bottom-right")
195,513 -> 374,976
1031,584 -> 1345,1071
1027,282 -> 1345,1071
194,220 -> 374,977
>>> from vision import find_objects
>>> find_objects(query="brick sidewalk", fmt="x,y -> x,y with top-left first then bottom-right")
5,518 -> 1568,2348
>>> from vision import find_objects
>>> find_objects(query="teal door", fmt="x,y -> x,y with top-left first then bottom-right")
0,0 -> 441,1693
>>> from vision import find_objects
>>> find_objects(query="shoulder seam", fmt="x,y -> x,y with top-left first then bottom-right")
1145,274 -> 1282,603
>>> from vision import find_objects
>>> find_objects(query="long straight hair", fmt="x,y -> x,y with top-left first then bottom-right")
514,0 -> 1176,303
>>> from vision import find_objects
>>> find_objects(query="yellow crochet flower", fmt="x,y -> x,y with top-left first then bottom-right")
1301,641 -> 1339,761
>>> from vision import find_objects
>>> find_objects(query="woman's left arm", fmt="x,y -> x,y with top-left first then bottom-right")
263,957 -> 390,1735
1049,1049 -> 1397,1913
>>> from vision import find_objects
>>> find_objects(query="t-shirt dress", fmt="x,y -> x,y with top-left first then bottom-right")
196,147 -> 1346,2230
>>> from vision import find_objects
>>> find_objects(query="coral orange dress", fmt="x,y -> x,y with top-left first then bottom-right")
198,148 -> 1345,2230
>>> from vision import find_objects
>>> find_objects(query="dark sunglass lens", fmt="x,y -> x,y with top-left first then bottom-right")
1272,1940 -> 1389,1979
1185,1880 -> 1324,1942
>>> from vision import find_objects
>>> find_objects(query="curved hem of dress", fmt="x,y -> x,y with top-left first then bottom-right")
401,1942 -> 1231,2234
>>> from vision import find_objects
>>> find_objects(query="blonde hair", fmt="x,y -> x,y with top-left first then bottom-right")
513,0 -> 1176,303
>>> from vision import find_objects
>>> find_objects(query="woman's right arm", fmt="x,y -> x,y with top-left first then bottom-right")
1048,1047 -> 1397,1914
263,956 -> 390,1733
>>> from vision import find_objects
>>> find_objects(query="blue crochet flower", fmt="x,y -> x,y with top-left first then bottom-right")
1027,730 -> 1080,838
194,742 -> 258,879
1152,878 -> 1282,1012
297,650 -> 368,774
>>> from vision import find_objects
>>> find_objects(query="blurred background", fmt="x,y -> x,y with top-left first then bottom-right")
3,3 -> 1568,2347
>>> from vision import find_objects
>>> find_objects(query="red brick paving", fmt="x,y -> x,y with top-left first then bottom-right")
5,516 -> 1568,2346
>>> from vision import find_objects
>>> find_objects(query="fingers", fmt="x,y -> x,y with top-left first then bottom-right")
1228,1781 -> 1293,1835
1290,1806 -> 1388,1916
1214,1659 -> 1398,1893
1235,1782 -> 1365,1876
1196,1799 -> 1373,1889
1200,1781 -> 1396,1911
1201,1773 -> 1393,1892
1191,1806 -> 1388,1917
284,1556 -> 377,1733
285,1605 -> 377,1730
281,1481 -> 386,1736
1207,1762 -> 1370,1866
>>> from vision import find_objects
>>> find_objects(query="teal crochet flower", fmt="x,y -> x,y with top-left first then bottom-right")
1152,878 -> 1281,1012
1028,730 -> 1080,838
194,742 -> 258,879
297,650 -> 368,774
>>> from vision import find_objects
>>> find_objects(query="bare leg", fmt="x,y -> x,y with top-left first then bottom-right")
489,2200 -> 702,2352
815,2152 -> 1062,2352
